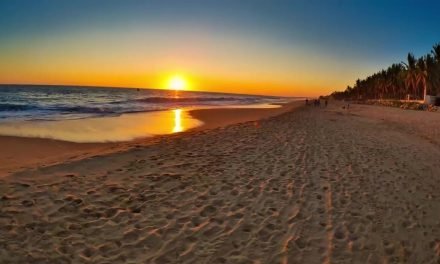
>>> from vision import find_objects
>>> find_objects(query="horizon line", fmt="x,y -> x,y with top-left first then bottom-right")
0,83 -> 308,98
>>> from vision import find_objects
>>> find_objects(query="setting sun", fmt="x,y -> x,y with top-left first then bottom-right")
168,76 -> 187,91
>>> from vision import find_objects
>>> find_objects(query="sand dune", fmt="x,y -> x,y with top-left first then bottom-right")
1,102 -> 440,263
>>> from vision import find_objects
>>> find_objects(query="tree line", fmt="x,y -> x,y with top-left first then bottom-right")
331,43 -> 440,101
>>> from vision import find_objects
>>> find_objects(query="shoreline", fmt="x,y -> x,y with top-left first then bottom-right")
0,101 -> 303,176
1,101 -> 439,263
189,101 -> 302,131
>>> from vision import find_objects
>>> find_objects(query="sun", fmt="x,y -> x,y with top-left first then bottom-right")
168,75 -> 187,91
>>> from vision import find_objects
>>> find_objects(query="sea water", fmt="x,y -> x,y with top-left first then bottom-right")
0,85 -> 287,121
0,85 -> 292,142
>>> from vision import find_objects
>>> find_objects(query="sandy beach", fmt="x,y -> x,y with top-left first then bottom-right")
1,102 -> 440,263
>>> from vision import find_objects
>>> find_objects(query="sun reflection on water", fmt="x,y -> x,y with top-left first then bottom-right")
0,108 -> 203,142
172,109 -> 183,133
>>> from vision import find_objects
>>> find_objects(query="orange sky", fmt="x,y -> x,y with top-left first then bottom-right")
0,24 -> 379,97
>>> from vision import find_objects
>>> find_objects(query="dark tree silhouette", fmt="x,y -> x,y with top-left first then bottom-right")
331,43 -> 440,101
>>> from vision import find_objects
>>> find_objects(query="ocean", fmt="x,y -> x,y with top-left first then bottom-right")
0,85 -> 288,121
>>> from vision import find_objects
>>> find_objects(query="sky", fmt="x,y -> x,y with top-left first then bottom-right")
1,0 -> 440,96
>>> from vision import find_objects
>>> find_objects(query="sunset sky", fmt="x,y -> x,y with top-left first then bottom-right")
1,0 -> 440,96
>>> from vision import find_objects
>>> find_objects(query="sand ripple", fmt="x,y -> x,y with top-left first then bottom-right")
1,103 -> 440,263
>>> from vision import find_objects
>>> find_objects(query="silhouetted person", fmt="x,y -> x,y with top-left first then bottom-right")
325,99 -> 328,107
305,98 -> 309,106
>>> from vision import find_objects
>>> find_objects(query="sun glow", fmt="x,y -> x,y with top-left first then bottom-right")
168,75 -> 187,91
172,109 -> 183,133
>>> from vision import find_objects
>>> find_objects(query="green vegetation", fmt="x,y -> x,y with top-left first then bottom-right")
332,44 -> 440,101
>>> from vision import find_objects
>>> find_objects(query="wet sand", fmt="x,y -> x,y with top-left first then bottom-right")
0,101 -> 301,176
189,102 -> 301,130
0,136 -> 110,177
1,101 -> 440,263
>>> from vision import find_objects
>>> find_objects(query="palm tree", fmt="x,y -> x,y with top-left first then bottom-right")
376,72 -> 387,99
402,53 -> 418,100
388,63 -> 404,99
355,79 -> 361,99
331,42 -> 440,103
425,54 -> 437,96
432,43 -> 440,62
416,57 -> 427,102
430,44 -> 440,95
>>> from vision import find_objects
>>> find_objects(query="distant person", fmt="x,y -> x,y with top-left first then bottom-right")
325,99 -> 328,107
305,98 -> 309,106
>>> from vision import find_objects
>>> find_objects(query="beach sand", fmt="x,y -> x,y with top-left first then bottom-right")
0,137 -> 111,177
1,101 -> 440,263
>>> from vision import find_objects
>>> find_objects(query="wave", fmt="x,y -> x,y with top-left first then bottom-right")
0,96 -> 266,115
55,97 -> 254,114
0,103 -> 37,112
0,94 -> 276,122
55,106 -> 117,114
0,103 -> 124,117
0,85 -> 288,122
130,96 -> 255,104
54,106 -> 158,116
